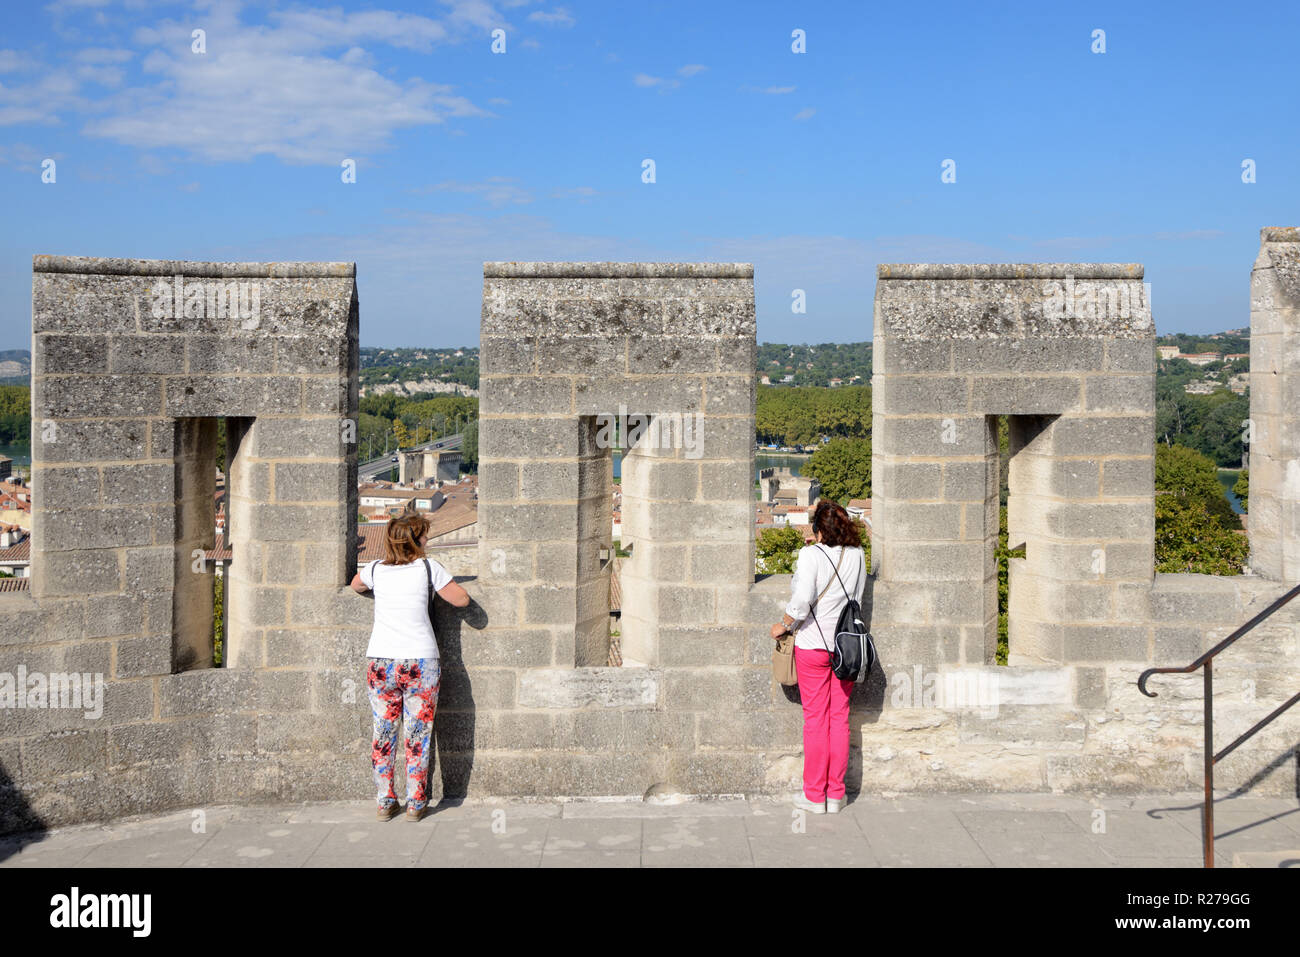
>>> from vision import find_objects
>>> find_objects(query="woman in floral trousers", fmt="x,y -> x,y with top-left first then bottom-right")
350,512 -> 469,821
366,657 -> 441,817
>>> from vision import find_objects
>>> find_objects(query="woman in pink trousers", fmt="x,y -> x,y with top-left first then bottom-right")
770,500 -> 867,813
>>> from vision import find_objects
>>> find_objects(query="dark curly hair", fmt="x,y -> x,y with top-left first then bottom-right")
811,500 -> 861,548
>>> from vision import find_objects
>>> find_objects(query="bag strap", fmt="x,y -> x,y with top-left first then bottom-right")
809,546 -> 845,655
810,549 -> 841,609
778,550 -> 838,649
815,543 -> 861,607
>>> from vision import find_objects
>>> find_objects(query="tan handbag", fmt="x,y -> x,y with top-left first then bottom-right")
772,548 -> 843,686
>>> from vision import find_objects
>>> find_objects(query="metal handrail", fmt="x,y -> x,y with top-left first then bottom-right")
1138,580 -> 1300,867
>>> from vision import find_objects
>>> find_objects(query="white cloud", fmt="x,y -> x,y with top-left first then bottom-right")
73,47 -> 133,64
528,7 -> 575,27
0,50 -> 40,73
43,0 -> 111,14
635,65 -> 706,91
418,177 -> 533,207
551,185 -> 597,200
1152,230 -> 1225,241
75,63 -> 125,86
0,142 -> 53,169
520,38 -> 541,49
60,7 -> 495,163
266,7 -> 489,54
137,152 -> 172,175
0,65 -> 93,126
1031,230 -> 1227,250
793,107 -> 815,120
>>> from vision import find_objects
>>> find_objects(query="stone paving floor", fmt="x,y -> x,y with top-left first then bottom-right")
2,792 -> 1298,868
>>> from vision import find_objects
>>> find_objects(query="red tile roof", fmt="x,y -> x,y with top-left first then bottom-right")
0,538 -> 31,562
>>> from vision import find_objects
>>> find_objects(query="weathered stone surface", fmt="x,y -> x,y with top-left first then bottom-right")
518,667 -> 659,709
6,249 -> 1300,836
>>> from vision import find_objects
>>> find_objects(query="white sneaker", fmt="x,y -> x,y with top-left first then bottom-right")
826,797 -> 845,814
793,793 -> 826,814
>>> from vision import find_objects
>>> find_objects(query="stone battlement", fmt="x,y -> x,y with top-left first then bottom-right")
1,240 -> 1298,835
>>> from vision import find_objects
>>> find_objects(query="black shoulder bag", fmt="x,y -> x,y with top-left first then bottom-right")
811,545 -> 875,683
422,558 -> 439,632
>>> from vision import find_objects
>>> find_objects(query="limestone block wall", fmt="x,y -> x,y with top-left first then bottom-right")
1247,227 -> 1300,580
2,242 -> 1298,837
0,256 -> 374,834
466,262 -> 767,792
858,253 -> 1297,795
871,264 -> 1155,670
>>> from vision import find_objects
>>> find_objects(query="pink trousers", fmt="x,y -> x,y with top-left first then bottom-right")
795,646 -> 855,801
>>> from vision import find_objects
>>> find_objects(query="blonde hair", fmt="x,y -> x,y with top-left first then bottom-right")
383,511 -> 428,565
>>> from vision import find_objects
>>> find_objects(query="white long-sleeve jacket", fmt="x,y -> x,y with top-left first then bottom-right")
784,543 -> 867,652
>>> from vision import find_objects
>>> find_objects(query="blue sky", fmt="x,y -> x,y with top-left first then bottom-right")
1,0 -> 1296,348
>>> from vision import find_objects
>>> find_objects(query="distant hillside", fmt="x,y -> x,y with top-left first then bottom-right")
1156,329 -> 1249,356
758,342 -> 871,387
0,350 -> 29,386
358,342 -> 877,391
359,346 -> 479,395
0,329 -> 1253,396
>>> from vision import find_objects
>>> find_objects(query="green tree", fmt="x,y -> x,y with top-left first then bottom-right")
0,385 -> 30,445
996,506 -> 1023,665
1155,496 -> 1248,575
756,522 -> 871,575
1233,469 -> 1248,512
212,573 -> 224,667
1155,443 -> 1240,529
756,526 -> 805,574
461,417 -> 478,469
802,438 -> 871,503
1155,384 -> 1249,467
755,385 -> 871,446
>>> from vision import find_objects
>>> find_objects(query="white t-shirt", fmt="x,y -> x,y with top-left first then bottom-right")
361,558 -> 453,660
784,544 -> 867,652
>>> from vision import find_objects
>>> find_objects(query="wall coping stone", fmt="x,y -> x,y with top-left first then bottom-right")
33,256 -> 356,278
876,263 -> 1143,280
1261,227 -> 1300,243
483,262 -> 753,279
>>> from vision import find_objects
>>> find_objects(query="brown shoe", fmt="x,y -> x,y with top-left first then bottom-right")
377,803 -> 400,822
405,804 -> 426,822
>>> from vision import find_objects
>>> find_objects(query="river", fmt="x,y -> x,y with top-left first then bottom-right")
0,443 -> 30,468
1218,469 -> 1245,515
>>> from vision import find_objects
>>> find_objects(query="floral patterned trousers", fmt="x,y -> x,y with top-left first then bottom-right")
366,657 -> 441,812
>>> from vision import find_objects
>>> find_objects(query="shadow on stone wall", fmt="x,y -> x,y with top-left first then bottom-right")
848,576 -> 887,794
427,588 -> 488,808
0,762 -> 44,860
1226,747 -> 1300,801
